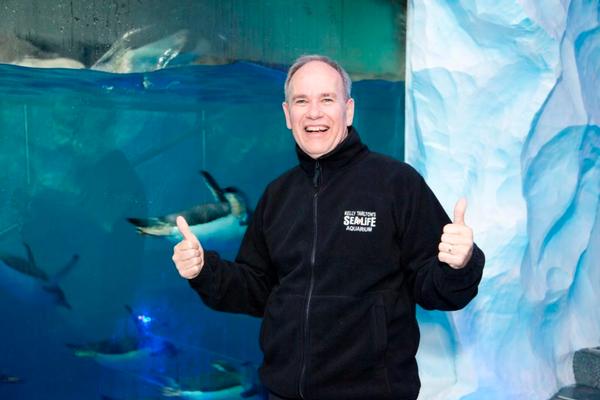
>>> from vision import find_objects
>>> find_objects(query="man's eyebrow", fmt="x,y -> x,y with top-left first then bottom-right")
291,94 -> 308,101
320,92 -> 337,98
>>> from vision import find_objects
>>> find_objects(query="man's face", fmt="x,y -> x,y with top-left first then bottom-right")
283,61 -> 355,159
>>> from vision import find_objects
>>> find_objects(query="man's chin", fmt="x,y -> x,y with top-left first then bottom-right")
303,145 -> 333,159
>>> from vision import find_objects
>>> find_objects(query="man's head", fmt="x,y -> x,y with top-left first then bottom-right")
283,55 -> 355,159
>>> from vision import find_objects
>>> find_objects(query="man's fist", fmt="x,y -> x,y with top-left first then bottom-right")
438,198 -> 474,269
171,216 -> 204,279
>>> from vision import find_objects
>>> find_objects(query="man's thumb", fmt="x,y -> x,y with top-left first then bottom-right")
453,198 -> 467,225
176,216 -> 198,243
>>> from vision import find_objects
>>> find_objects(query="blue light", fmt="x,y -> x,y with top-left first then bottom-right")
137,314 -> 152,325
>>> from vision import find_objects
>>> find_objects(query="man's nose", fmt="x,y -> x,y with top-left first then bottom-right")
307,101 -> 323,118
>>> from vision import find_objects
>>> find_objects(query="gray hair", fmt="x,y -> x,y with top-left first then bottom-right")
284,54 -> 352,102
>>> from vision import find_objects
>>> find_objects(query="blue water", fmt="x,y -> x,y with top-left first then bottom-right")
0,62 -> 404,399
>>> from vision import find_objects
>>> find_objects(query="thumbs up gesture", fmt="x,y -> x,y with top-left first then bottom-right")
438,198 -> 474,269
172,216 -> 204,279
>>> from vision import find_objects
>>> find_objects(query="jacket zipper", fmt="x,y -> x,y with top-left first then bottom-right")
299,161 -> 321,399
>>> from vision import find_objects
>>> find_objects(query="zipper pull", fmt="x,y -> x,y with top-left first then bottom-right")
313,161 -> 321,188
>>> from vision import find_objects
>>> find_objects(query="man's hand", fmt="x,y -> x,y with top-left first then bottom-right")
172,216 -> 204,279
438,198 -> 474,269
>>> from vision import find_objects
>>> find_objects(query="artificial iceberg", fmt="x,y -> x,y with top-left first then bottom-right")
407,1 -> 599,399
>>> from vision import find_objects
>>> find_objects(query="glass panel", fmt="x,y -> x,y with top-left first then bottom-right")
0,1 -> 405,398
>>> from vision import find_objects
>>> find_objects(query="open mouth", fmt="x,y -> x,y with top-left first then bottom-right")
304,125 -> 329,133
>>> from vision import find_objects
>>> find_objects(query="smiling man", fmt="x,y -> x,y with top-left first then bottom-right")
172,55 -> 485,400
282,58 -> 354,159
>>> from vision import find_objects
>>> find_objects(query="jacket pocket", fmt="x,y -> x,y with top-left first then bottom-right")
258,292 -> 304,398
306,294 -> 391,398
372,297 -> 388,356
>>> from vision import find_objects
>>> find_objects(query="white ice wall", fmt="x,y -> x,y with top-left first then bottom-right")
406,1 -> 600,399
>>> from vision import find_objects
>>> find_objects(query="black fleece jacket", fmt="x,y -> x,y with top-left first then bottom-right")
189,127 -> 485,400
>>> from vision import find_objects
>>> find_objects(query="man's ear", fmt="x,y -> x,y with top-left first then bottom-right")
345,98 -> 355,126
282,101 -> 292,129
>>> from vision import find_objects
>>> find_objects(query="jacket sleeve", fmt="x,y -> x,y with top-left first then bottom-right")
187,190 -> 278,317
395,167 -> 485,311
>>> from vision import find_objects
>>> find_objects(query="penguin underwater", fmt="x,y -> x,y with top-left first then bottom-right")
159,360 -> 264,399
127,171 -> 249,253
0,242 -> 78,309
66,305 -> 177,373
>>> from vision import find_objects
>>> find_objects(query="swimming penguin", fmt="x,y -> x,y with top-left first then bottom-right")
160,360 -> 265,399
0,242 -> 78,309
66,305 -> 178,373
0,374 -> 23,384
91,28 -> 188,73
127,171 -> 249,253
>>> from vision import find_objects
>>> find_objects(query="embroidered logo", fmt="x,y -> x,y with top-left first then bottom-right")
343,210 -> 377,232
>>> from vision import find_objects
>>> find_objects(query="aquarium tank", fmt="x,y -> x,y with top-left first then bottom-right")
0,1 -> 406,399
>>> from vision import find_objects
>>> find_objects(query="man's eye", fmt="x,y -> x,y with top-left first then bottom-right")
295,99 -> 307,104
323,98 -> 334,103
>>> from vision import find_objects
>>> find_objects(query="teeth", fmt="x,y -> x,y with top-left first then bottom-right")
305,126 -> 328,132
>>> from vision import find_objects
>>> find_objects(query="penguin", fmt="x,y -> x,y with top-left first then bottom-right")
0,242 -> 78,309
127,171 -> 249,253
66,305 -> 177,373
160,360 -> 264,399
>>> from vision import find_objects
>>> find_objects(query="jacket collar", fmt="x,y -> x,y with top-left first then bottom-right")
296,126 -> 369,179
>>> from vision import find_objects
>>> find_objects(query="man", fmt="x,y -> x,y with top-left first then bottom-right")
172,55 -> 485,400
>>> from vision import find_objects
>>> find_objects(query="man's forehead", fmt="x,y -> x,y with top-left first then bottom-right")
289,62 -> 343,94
